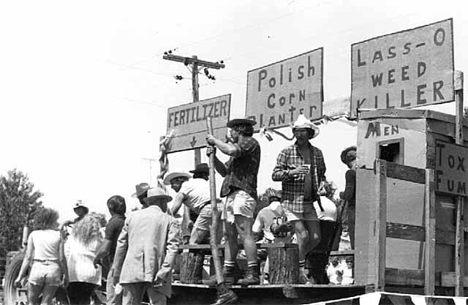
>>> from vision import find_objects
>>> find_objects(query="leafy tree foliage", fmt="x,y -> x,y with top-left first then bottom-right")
0,169 -> 43,254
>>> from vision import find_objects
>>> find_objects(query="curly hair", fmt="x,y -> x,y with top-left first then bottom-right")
232,124 -> 254,137
33,207 -> 59,231
72,212 -> 104,245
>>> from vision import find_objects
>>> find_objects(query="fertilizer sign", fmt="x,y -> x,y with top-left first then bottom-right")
435,141 -> 468,197
351,19 -> 454,118
246,48 -> 323,130
166,94 -> 231,153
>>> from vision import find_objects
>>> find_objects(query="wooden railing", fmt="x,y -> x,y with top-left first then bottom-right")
373,159 -> 436,295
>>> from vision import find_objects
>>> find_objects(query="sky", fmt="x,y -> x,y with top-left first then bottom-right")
1,0 -> 467,221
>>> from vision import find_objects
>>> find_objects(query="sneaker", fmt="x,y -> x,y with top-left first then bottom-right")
211,290 -> 238,305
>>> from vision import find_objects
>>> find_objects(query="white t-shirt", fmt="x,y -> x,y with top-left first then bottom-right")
253,201 -> 291,243
314,196 -> 337,222
327,263 -> 343,284
179,178 -> 211,214
29,229 -> 61,261
342,265 -> 354,285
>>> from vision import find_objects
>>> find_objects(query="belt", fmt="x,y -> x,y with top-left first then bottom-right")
33,259 -> 59,263
199,200 -> 211,211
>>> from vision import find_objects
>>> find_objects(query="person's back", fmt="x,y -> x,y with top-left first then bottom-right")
29,230 -> 61,261
179,178 -> 210,213
113,187 -> 180,305
121,206 -> 173,278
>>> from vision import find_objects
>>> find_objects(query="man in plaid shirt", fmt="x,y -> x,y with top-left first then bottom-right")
272,114 -> 326,284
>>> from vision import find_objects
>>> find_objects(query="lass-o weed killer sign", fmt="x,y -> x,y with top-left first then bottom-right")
351,19 -> 454,118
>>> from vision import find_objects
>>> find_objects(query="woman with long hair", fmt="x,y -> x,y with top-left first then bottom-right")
14,208 -> 68,305
65,211 -> 104,305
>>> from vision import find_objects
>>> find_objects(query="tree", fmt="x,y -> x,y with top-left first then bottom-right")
0,169 -> 43,254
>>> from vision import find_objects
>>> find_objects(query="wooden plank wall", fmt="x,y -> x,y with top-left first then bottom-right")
373,161 -> 436,295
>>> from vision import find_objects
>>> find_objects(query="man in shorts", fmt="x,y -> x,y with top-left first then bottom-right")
164,164 -> 222,244
272,114 -> 327,284
206,117 -> 261,288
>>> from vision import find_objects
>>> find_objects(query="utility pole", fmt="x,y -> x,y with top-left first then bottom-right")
142,157 -> 157,186
163,53 -> 225,165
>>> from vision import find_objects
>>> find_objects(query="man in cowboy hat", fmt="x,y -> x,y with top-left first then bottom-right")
206,116 -> 261,290
112,187 -> 180,305
164,167 -> 222,244
272,114 -> 327,284
133,182 -> 151,208
339,146 -> 357,249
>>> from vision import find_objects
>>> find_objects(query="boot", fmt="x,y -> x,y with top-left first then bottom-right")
211,283 -> 238,305
211,290 -> 238,305
237,266 -> 259,286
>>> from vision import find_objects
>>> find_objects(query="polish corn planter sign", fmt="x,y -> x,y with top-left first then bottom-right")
166,94 -> 231,153
351,19 -> 454,118
246,48 -> 323,130
435,140 -> 468,197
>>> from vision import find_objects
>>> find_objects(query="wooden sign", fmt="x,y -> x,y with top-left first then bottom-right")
166,94 -> 231,153
351,19 -> 454,118
246,48 -> 323,130
435,140 -> 468,197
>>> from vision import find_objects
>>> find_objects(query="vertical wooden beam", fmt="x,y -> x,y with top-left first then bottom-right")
455,70 -> 465,296
374,159 -> 387,291
425,169 -> 436,295
192,56 -> 202,166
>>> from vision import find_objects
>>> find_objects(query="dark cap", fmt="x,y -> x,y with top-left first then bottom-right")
226,117 -> 257,128
189,163 -> 209,174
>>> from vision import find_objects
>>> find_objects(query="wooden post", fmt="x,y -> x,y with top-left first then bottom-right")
206,117 -> 224,286
454,70 -> 465,296
268,244 -> 299,284
374,159 -> 387,291
424,169 -> 436,295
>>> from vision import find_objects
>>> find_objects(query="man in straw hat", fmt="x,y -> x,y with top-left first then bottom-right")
340,146 -> 357,249
112,187 -> 180,305
206,117 -> 261,291
272,114 -> 327,284
164,165 -> 222,244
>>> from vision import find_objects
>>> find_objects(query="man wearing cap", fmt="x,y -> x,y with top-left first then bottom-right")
60,200 -> 90,230
112,187 -> 180,305
339,146 -> 357,249
164,164 -> 222,244
206,117 -> 261,287
272,114 -> 327,284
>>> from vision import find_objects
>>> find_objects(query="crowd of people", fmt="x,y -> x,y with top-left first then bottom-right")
13,114 -> 357,305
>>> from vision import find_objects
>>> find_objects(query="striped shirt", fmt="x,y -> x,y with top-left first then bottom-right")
65,235 -> 102,285
272,142 -> 326,213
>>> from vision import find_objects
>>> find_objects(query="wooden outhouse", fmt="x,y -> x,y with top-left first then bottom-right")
354,108 -> 468,294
